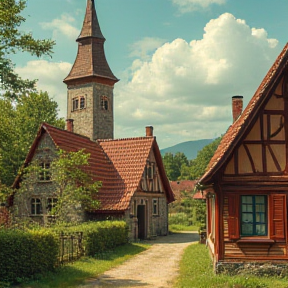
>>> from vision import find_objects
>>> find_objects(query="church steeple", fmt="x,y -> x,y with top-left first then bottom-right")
64,0 -> 118,85
64,0 -> 118,141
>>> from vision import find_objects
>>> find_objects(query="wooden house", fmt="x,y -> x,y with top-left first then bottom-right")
199,43 -> 288,272
12,0 -> 175,240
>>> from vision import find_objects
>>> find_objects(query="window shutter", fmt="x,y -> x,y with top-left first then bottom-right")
270,194 -> 286,240
227,194 -> 240,239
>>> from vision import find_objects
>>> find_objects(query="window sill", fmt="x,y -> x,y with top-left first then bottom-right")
237,238 -> 274,244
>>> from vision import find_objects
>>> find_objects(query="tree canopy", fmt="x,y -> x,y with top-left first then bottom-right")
0,91 -> 64,186
0,0 -> 55,98
162,137 -> 221,181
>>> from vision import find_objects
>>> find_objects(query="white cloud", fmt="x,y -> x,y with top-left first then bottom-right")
129,37 -> 166,60
15,60 -> 72,118
114,13 -> 279,148
40,14 -> 79,40
172,0 -> 226,13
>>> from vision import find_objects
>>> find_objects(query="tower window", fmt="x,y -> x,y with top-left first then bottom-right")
72,96 -> 86,111
101,96 -> 109,111
39,162 -> 51,181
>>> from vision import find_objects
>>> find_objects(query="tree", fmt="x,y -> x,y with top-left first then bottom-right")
17,149 -> 101,225
0,91 -> 65,186
162,152 -> 188,180
189,137 -> 221,180
0,0 -> 55,98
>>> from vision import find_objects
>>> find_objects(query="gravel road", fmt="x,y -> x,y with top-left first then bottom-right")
78,231 -> 199,288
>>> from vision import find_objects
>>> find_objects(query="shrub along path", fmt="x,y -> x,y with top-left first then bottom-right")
78,231 -> 198,288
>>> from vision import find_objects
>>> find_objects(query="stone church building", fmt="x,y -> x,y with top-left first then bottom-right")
12,0 -> 174,240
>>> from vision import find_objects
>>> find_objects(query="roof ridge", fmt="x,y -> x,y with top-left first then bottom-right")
98,136 -> 155,143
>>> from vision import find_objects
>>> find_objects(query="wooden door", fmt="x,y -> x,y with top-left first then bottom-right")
137,205 -> 146,239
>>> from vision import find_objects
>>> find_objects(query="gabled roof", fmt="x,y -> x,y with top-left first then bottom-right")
14,123 -> 174,211
99,137 -> 175,204
200,43 -> 288,185
170,180 -> 196,200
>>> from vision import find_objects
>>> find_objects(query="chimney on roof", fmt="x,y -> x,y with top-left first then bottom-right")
66,119 -> 74,132
232,96 -> 243,123
146,126 -> 153,137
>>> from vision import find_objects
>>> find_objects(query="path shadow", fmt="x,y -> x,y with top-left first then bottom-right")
138,231 -> 199,245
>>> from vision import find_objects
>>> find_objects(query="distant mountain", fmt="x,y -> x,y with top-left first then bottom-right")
160,139 -> 214,160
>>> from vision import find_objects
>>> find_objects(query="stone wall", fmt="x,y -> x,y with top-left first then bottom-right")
67,82 -> 114,141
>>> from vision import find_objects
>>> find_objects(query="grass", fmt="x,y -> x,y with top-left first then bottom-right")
169,224 -> 199,232
15,243 -> 149,288
175,243 -> 288,288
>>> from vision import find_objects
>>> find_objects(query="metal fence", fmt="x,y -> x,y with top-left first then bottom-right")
58,232 -> 84,265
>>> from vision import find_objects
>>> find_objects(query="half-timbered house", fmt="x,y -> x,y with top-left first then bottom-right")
199,43 -> 288,272
12,0 -> 174,240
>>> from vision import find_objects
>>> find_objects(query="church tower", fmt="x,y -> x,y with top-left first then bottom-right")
64,0 -> 118,140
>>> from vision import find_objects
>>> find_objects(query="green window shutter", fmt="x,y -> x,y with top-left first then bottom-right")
228,194 -> 240,239
270,194 -> 286,240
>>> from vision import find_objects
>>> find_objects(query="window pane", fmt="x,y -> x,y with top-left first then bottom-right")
256,224 -> 266,235
242,223 -> 253,234
255,196 -> 265,204
256,204 -> 265,212
242,213 -> 253,223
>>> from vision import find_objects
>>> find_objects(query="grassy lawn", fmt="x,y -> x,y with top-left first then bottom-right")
169,224 -> 199,232
175,243 -> 288,288
16,243 -> 149,288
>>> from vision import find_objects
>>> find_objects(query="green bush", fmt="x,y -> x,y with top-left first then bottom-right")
169,212 -> 191,226
0,229 -> 58,284
51,220 -> 128,256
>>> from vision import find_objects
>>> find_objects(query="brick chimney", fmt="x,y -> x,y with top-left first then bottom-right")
146,126 -> 153,137
66,119 -> 74,132
232,96 -> 243,123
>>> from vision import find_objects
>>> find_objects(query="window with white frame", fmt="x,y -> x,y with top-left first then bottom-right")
101,96 -> 109,111
39,162 -> 51,181
31,198 -> 42,215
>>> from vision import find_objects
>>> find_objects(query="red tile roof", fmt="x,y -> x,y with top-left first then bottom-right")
170,180 -> 196,200
200,43 -> 288,184
14,123 -> 174,211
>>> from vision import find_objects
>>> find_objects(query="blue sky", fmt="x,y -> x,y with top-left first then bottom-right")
14,0 -> 288,148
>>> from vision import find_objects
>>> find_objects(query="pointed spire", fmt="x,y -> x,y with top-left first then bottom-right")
77,0 -> 104,40
64,0 -> 118,85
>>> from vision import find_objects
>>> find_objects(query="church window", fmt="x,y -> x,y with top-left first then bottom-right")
72,97 -> 79,111
101,96 -> 109,111
39,162 -> 51,181
72,96 -> 86,111
31,198 -> 42,215
80,96 -> 85,109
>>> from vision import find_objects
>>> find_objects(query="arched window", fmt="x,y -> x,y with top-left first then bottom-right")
31,198 -> 42,215
101,96 -> 109,111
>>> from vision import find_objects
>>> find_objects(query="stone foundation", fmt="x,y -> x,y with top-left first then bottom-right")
216,261 -> 288,277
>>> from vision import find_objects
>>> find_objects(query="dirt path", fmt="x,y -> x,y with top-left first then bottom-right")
78,232 -> 198,288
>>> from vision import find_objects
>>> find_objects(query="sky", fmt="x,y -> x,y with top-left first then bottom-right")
13,0 -> 288,149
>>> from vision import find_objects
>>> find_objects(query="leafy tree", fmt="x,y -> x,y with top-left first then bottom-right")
17,149 -> 101,225
162,152 -> 188,180
0,0 -> 55,98
0,92 -> 64,186
189,137 -> 221,180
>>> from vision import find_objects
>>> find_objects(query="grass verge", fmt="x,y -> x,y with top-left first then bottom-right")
175,243 -> 288,288
15,243 -> 149,288
169,224 -> 199,232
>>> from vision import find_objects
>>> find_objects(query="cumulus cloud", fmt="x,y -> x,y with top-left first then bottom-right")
40,14 -> 79,40
114,13 -> 279,148
172,0 -> 226,13
129,37 -> 166,60
16,60 -> 72,118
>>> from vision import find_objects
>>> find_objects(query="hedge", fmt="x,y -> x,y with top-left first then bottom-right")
0,229 -> 58,284
52,220 -> 129,256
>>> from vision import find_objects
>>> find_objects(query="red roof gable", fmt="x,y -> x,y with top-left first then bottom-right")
14,123 -> 174,211
170,180 -> 196,200
200,43 -> 288,185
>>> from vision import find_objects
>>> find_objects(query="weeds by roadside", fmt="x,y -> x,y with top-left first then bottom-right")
175,243 -> 288,288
